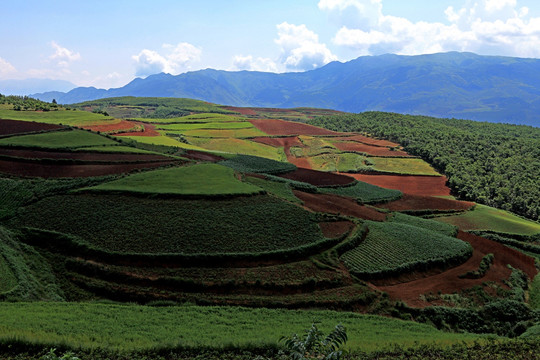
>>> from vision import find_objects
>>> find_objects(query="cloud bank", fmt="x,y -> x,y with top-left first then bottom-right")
133,42 -> 201,77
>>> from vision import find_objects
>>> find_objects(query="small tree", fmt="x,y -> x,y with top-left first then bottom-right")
280,322 -> 348,360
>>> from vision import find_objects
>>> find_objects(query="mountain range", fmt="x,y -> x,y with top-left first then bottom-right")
30,52 -> 540,126
0,78 -> 76,96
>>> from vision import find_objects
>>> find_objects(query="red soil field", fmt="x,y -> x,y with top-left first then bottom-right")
332,141 -> 412,157
294,191 -> 387,221
345,173 -> 451,196
249,119 -> 342,136
0,159 -> 180,178
82,120 -> 137,134
332,134 -> 400,148
377,231 -> 537,307
183,150 -> 224,162
319,221 -> 354,238
280,168 -> 356,186
0,148 -> 171,162
378,193 -> 475,212
222,106 -> 258,116
0,119 -> 65,136
115,122 -> 160,137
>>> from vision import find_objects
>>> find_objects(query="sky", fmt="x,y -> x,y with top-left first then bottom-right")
1,0 -> 540,89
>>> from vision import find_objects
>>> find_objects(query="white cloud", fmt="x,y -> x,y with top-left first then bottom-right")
322,0 -> 540,58
49,41 -> 81,67
0,57 -> 17,77
275,22 -> 337,70
233,55 -> 278,72
132,42 -> 201,77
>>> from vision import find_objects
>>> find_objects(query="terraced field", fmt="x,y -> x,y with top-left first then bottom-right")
0,129 -> 119,149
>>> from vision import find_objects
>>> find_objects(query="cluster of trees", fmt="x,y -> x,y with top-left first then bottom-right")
0,93 -> 60,111
310,112 -> 540,221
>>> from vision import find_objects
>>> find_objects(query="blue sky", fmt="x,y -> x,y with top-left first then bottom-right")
1,0 -> 540,89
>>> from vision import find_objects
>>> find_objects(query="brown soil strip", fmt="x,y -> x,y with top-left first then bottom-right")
345,173 -> 451,196
0,159 -> 179,178
0,148 -> 171,162
249,119 -> 343,136
183,150 -> 224,162
294,191 -> 387,221
319,221 -> 354,238
377,231 -> 537,307
0,119 -> 65,136
280,168 -> 355,186
333,141 -> 412,157
332,134 -> 400,148
222,106 -> 258,116
82,120 -> 138,134
115,122 -> 160,137
377,193 -> 475,212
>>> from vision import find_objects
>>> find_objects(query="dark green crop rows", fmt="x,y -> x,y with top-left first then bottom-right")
220,154 -> 297,175
319,181 -> 402,204
10,194 -> 325,255
341,221 -> 472,279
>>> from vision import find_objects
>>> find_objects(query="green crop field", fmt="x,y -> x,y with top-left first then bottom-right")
340,221 -> 472,278
308,152 -> 370,172
0,303 -> 486,352
370,157 -> 441,176
120,134 -> 208,151
179,127 -> 267,138
436,204 -> 540,235
81,164 -> 263,196
0,255 -> 17,294
10,194 -> 324,254
531,273 -> 540,309
319,181 -> 402,204
0,129 -> 119,149
133,113 -> 247,123
156,122 -> 253,131
389,212 -> 458,236
244,176 -> 301,204
0,106 -> 111,126
219,154 -> 296,174
188,137 -> 285,160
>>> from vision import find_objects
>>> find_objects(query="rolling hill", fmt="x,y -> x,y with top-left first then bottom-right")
30,52 -> 540,126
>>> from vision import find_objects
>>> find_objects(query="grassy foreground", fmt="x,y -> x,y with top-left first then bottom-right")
0,303 -> 487,352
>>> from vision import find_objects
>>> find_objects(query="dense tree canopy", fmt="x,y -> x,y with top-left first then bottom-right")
310,112 -> 540,221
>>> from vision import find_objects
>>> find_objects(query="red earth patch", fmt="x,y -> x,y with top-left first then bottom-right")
295,191 -> 387,221
280,168 -> 356,186
115,122 -> 160,137
344,173 -> 451,196
0,159 -> 181,178
0,148 -> 171,162
332,135 -> 400,148
82,120 -> 138,134
377,231 -> 537,307
332,141 -> 412,157
222,106 -> 258,116
0,119 -> 65,136
377,193 -> 475,212
183,150 -> 224,162
249,119 -> 343,136
319,221 -> 354,238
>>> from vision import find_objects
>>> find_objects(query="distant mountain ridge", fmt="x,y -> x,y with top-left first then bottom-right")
32,52 -> 540,126
0,78 -> 76,96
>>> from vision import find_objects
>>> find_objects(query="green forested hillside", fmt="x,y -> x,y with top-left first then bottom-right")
310,112 -> 540,221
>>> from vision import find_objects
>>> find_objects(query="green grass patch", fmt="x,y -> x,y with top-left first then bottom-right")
10,194 -> 324,254
0,107 -> 111,126
0,129 -> 118,149
244,176 -> 301,204
180,127 -> 267,138
80,164 -> 263,197
0,254 -> 17,294
319,181 -> 402,204
530,273 -> 540,309
188,137 -> 285,161
389,212 -> 458,236
435,204 -> 540,235
308,153 -> 370,172
370,157 -> 441,176
219,154 -> 296,174
121,134 -> 207,151
0,302 -> 485,352
341,221 -> 472,278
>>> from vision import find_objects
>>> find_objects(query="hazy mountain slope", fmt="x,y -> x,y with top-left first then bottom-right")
31,52 -> 540,126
